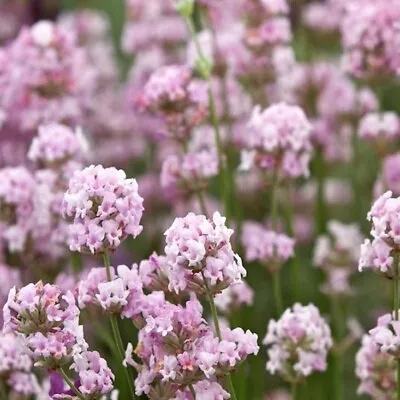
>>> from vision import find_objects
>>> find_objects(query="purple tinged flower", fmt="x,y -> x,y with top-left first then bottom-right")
62,164 -> 144,254
164,211 -> 246,294
263,303 -> 333,382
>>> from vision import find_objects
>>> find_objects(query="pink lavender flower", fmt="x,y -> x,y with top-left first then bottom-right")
356,333 -> 396,398
313,221 -> 363,269
3,282 -> 85,367
240,103 -> 312,179
215,281 -> 254,314
28,123 -> 88,166
242,221 -> 295,273
138,65 -> 208,141
0,332 -> 32,376
0,166 -> 35,253
77,264 -> 143,316
0,263 -> 20,322
125,297 -> 258,397
161,149 -> 219,200
164,212 -> 246,294
174,380 -> 230,399
62,164 -> 144,254
358,112 -> 400,153
380,153 -> 400,196
369,313 -> 400,357
341,1 -> 400,80
71,350 -> 114,397
0,20 -> 96,131
359,191 -> 400,277
263,303 -> 333,382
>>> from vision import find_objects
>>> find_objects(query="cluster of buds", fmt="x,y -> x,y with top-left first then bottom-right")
3,282 -> 83,368
358,112 -> 400,156
164,211 -> 246,295
263,303 -> 333,383
356,333 -> 397,398
240,103 -> 312,180
62,164 -> 144,254
341,0 -> 400,81
138,65 -> 209,142
359,191 -> 400,278
161,148 -> 219,201
0,166 -> 35,253
0,20 -> 96,131
77,264 -> 143,317
313,220 -> 363,296
124,297 -> 259,398
242,221 -> 295,273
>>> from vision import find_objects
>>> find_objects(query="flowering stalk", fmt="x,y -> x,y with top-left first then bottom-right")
283,184 -> 300,301
183,12 -> 231,222
201,271 -> 238,400
331,298 -> 344,400
270,171 -> 283,315
58,367 -> 86,400
102,252 -> 136,400
291,382 -> 298,400
394,254 -> 400,400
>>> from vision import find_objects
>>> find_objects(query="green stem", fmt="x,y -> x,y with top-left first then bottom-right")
197,190 -> 208,216
315,149 -> 326,235
102,253 -> 136,400
291,382 -> 298,400
272,271 -> 283,315
332,297 -> 344,400
201,272 -> 238,400
189,384 -> 196,398
185,16 -> 230,222
270,171 -> 284,314
394,255 -> 400,400
283,184 -> 300,301
58,367 -> 85,400
351,128 -> 363,225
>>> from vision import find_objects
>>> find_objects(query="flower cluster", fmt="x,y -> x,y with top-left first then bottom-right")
28,123 -> 87,166
215,281 -> 254,314
356,333 -> 396,398
62,164 -> 144,254
161,148 -> 219,200
125,297 -> 259,397
242,221 -> 295,273
164,211 -> 246,294
77,264 -> 143,317
263,303 -> 332,382
3,282 -> 83,367
71,350 -> 114,397
369,313 -> 400,358
313,221 -> 363,295
0,166 -> 35,252
240,103 -> 312,179
138,65 -> 208,141
0,20 -> 96,131
359,191 -> 400,277
341,0 -> 400,80
358,112 -> 400,155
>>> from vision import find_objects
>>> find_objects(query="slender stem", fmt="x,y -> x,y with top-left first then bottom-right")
270,171 -> 284,315
58,367 -> 85,400
315,149 -> 326,235
283,184 -> 300,301
185,16 -> 230,222
0,381 -> 7,400
189,384 -> 196,398
272,271 -> 283,315
331,297 -> 344,400
201,272 -> 238,400
197,190 -> 208,216
102,253 -> 136,400
291,382 -> 298,400
394,254 -> 400,400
